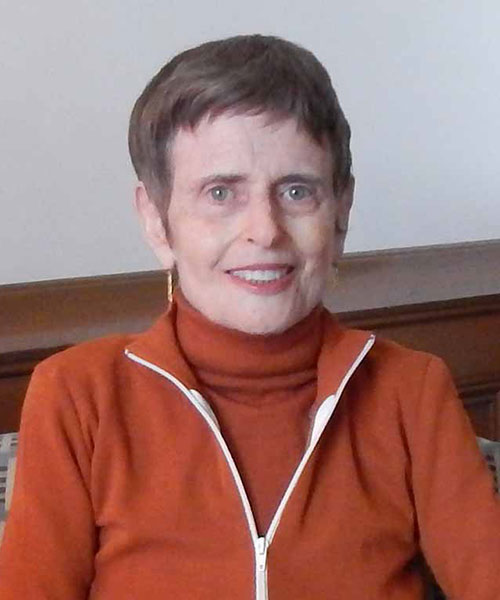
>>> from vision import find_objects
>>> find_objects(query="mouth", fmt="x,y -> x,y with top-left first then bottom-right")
226,265 -> 294,283
224,264 -> 296,294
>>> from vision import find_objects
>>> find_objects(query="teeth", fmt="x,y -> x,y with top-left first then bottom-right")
230,269 -> 289,283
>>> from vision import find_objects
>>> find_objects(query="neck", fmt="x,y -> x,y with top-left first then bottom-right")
174,289 -> 325,397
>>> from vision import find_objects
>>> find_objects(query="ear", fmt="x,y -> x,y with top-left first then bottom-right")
134,183 -> 175,270
333,175 -> 355,259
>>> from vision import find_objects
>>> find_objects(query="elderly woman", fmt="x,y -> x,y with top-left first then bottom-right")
0,35 -> 499,600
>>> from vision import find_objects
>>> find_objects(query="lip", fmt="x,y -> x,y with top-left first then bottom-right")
225,263 -> 294,272
225,264 -> 296,295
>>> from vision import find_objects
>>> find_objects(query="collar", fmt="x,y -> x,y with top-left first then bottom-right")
174,290 -> 324,396
125,293 -> 375,401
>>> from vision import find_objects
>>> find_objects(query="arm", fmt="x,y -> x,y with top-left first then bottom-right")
403,356 -> 500,599
0,359 -> 97,598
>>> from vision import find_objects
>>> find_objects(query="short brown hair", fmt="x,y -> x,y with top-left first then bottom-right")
128,34 -> 352,213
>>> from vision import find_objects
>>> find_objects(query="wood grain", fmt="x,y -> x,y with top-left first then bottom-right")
1,240 -> 499,436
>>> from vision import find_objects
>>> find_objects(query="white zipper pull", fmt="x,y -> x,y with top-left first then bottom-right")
255,536 -> 268,600
256,536 -> 267,570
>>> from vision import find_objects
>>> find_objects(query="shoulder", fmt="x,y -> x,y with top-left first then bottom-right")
26,333 -> 148,414
322,306 -> 441,376
21,333 -> 147,432
331,316 -> 451,393
370,335 -> 435,370
34,333 -> 137,380
363,335 -> 457,420
26,308 -> 184,404
370,335 -> 450,379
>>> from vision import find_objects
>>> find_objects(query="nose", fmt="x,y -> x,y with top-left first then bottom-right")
242,197 -> 284,248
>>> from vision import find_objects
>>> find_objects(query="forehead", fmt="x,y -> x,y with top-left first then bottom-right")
170,112 -> 332,182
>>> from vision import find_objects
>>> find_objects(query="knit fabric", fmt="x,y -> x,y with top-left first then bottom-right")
176,290 -> 324,534
1,299 -> 499,599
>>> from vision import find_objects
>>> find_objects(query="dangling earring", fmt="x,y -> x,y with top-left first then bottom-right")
166,269 -> 174,305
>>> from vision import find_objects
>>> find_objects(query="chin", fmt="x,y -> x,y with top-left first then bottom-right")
185,281 -> 320,335
221,304 -> 311,336
235,320 -> 289,336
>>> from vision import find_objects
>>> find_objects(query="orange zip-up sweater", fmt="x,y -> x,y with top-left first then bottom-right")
1,298 -> 499,599
175,290 -> 324,536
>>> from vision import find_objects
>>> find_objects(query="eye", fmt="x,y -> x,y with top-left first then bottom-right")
209,185 -> 231,203
283,184 -> 313,202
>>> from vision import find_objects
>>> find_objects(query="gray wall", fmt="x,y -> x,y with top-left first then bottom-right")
1,1 -> 499,284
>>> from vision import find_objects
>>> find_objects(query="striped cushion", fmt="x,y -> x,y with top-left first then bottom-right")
0,433 -> 18,544
477,437 -> 500,493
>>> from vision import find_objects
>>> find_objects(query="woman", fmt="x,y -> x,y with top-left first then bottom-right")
0,35 -> 499,599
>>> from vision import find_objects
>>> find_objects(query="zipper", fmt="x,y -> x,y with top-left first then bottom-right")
265,334 -> 376,547
125,333 -> 375,600
255,536 -> 268,600
123,351 -> 259,539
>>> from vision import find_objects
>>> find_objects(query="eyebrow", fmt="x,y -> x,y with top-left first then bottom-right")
272,173 -> 325,188
196,172 -> 326,190
197,173 -> 246,190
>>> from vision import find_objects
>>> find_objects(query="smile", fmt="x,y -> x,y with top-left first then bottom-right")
229,267 -> 293,284
225,265 -> 295,295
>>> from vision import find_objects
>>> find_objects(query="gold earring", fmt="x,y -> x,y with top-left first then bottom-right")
167,270 -> 174,305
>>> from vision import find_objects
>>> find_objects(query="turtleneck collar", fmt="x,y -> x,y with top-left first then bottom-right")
174,289 -> 325,397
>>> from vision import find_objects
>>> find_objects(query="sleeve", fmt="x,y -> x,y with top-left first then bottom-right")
0,359 -> 97,598
402,355 -> 500,599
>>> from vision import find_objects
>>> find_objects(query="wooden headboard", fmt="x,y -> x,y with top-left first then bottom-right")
2,242 -> 500,437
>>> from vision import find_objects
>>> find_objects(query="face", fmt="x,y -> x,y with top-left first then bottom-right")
136,112 -> 353,335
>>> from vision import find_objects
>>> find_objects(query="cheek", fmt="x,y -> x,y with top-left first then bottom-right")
169,215 -> 231,273
291,218 -> 335,270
